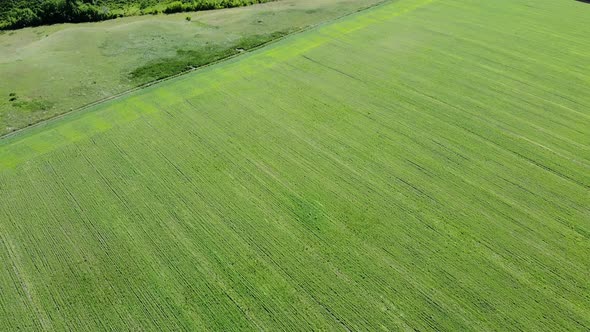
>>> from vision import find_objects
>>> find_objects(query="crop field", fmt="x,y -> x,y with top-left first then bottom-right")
0,0 -> 589,330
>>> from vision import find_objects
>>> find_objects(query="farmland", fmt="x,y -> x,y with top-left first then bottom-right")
0,0 -> 383,136
1,0 -> 589,330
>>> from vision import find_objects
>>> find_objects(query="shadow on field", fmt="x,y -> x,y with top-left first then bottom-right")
575,0 -> 590,3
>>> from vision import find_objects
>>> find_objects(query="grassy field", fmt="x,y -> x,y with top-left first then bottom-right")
0,0 -> 383,136
0,0 -> 589,330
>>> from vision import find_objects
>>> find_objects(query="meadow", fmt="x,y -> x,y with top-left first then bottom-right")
0,0 -> 383,136
0,0 -> 589,330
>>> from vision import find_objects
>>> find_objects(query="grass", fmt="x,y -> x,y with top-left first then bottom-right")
129,30 -> 291,82
0,0 -> 384,136
0,0 -> 589,330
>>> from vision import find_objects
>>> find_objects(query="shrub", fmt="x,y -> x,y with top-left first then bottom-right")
0,0 -> 275,29
163,1 -> 183,14
4,8 -> 40,28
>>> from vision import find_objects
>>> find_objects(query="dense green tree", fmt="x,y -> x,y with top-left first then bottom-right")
0,0 -> 270,29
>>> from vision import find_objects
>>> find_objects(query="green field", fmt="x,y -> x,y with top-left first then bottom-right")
0,0 -> 382,136
1,0 -> 589,330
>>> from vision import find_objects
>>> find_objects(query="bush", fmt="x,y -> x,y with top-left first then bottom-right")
0,0 -> 275,30
163,1 -> 183,14
4,8 -> 40,28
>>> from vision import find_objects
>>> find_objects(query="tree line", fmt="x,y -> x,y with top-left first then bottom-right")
0,0 -> 270,29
